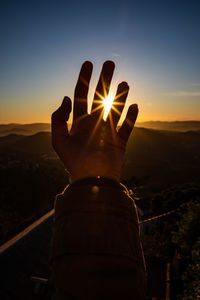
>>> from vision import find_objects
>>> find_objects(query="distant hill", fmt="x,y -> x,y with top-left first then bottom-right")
0,123 -> 50,137
136,121 -> 200,131
122,127 -> 200,191
1,121 -> 200,136
0,132 -> 54,155
0,128 -> 199,192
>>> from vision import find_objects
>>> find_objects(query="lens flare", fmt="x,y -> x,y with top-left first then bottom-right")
103,94 -> 114,120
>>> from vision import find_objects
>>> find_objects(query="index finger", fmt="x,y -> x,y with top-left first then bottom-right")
51,97 -> 72,151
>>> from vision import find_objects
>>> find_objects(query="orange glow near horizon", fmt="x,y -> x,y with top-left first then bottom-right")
1,79 -> 200,124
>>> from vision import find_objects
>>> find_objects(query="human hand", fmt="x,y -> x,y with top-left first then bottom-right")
51,61 -> 138,183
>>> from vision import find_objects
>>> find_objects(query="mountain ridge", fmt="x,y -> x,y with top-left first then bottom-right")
1,121 -> 200,137
0,128 -> 199,192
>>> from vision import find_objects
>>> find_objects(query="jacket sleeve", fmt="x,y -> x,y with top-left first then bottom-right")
51,177 -> 146,270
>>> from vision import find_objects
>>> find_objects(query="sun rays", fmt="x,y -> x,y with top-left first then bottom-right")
103,94 -> 114,120
74,74 -> 129,146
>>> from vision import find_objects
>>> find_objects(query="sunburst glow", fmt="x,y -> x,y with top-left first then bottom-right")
103,94 -> 114,120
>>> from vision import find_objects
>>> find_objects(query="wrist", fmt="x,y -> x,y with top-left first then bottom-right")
67,156 -> 122,184
70,173 -> 120,184
69,176 -> 121,188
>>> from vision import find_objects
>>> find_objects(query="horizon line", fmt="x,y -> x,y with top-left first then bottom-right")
1,119 -> 200,125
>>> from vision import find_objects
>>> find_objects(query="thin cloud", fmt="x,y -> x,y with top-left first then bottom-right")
190,83 -> 200,87
112,53 -> 120,58
174,91 -> 200,97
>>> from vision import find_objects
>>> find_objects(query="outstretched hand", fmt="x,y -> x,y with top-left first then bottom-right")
51,61 -> 138,182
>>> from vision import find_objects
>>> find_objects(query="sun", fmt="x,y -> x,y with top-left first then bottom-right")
103,94 -> 114,120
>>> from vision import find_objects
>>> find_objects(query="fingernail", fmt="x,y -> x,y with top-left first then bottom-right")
120,81 -> 129,88
103,60 -> 115,68
130,104 -> 138,112
83,60 -> 92,66
82,61 -> 93,70
62,96 -> 70,104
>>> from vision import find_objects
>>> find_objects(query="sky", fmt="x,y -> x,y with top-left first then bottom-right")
0,0 -> 200,124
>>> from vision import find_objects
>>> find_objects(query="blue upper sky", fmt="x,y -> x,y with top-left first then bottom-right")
0,0 -> 200,123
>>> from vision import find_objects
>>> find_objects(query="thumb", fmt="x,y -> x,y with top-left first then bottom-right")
56,96 -> 72,121
51,97 -> 72,150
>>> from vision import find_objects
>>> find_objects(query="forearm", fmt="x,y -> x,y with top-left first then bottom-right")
50,177 -> 146,299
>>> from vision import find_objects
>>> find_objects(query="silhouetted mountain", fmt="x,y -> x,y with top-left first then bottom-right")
0,132 -> 53,156
0,123 -> 50,137
1,121 -> 200,137
122,128 -> 200,192
136,120 -> 200,131
0,133 -> 24,146
13,132 -> 53,155
0,128 -> 199,191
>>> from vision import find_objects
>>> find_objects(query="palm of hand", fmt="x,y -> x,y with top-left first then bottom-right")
63,115 -> 126,181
